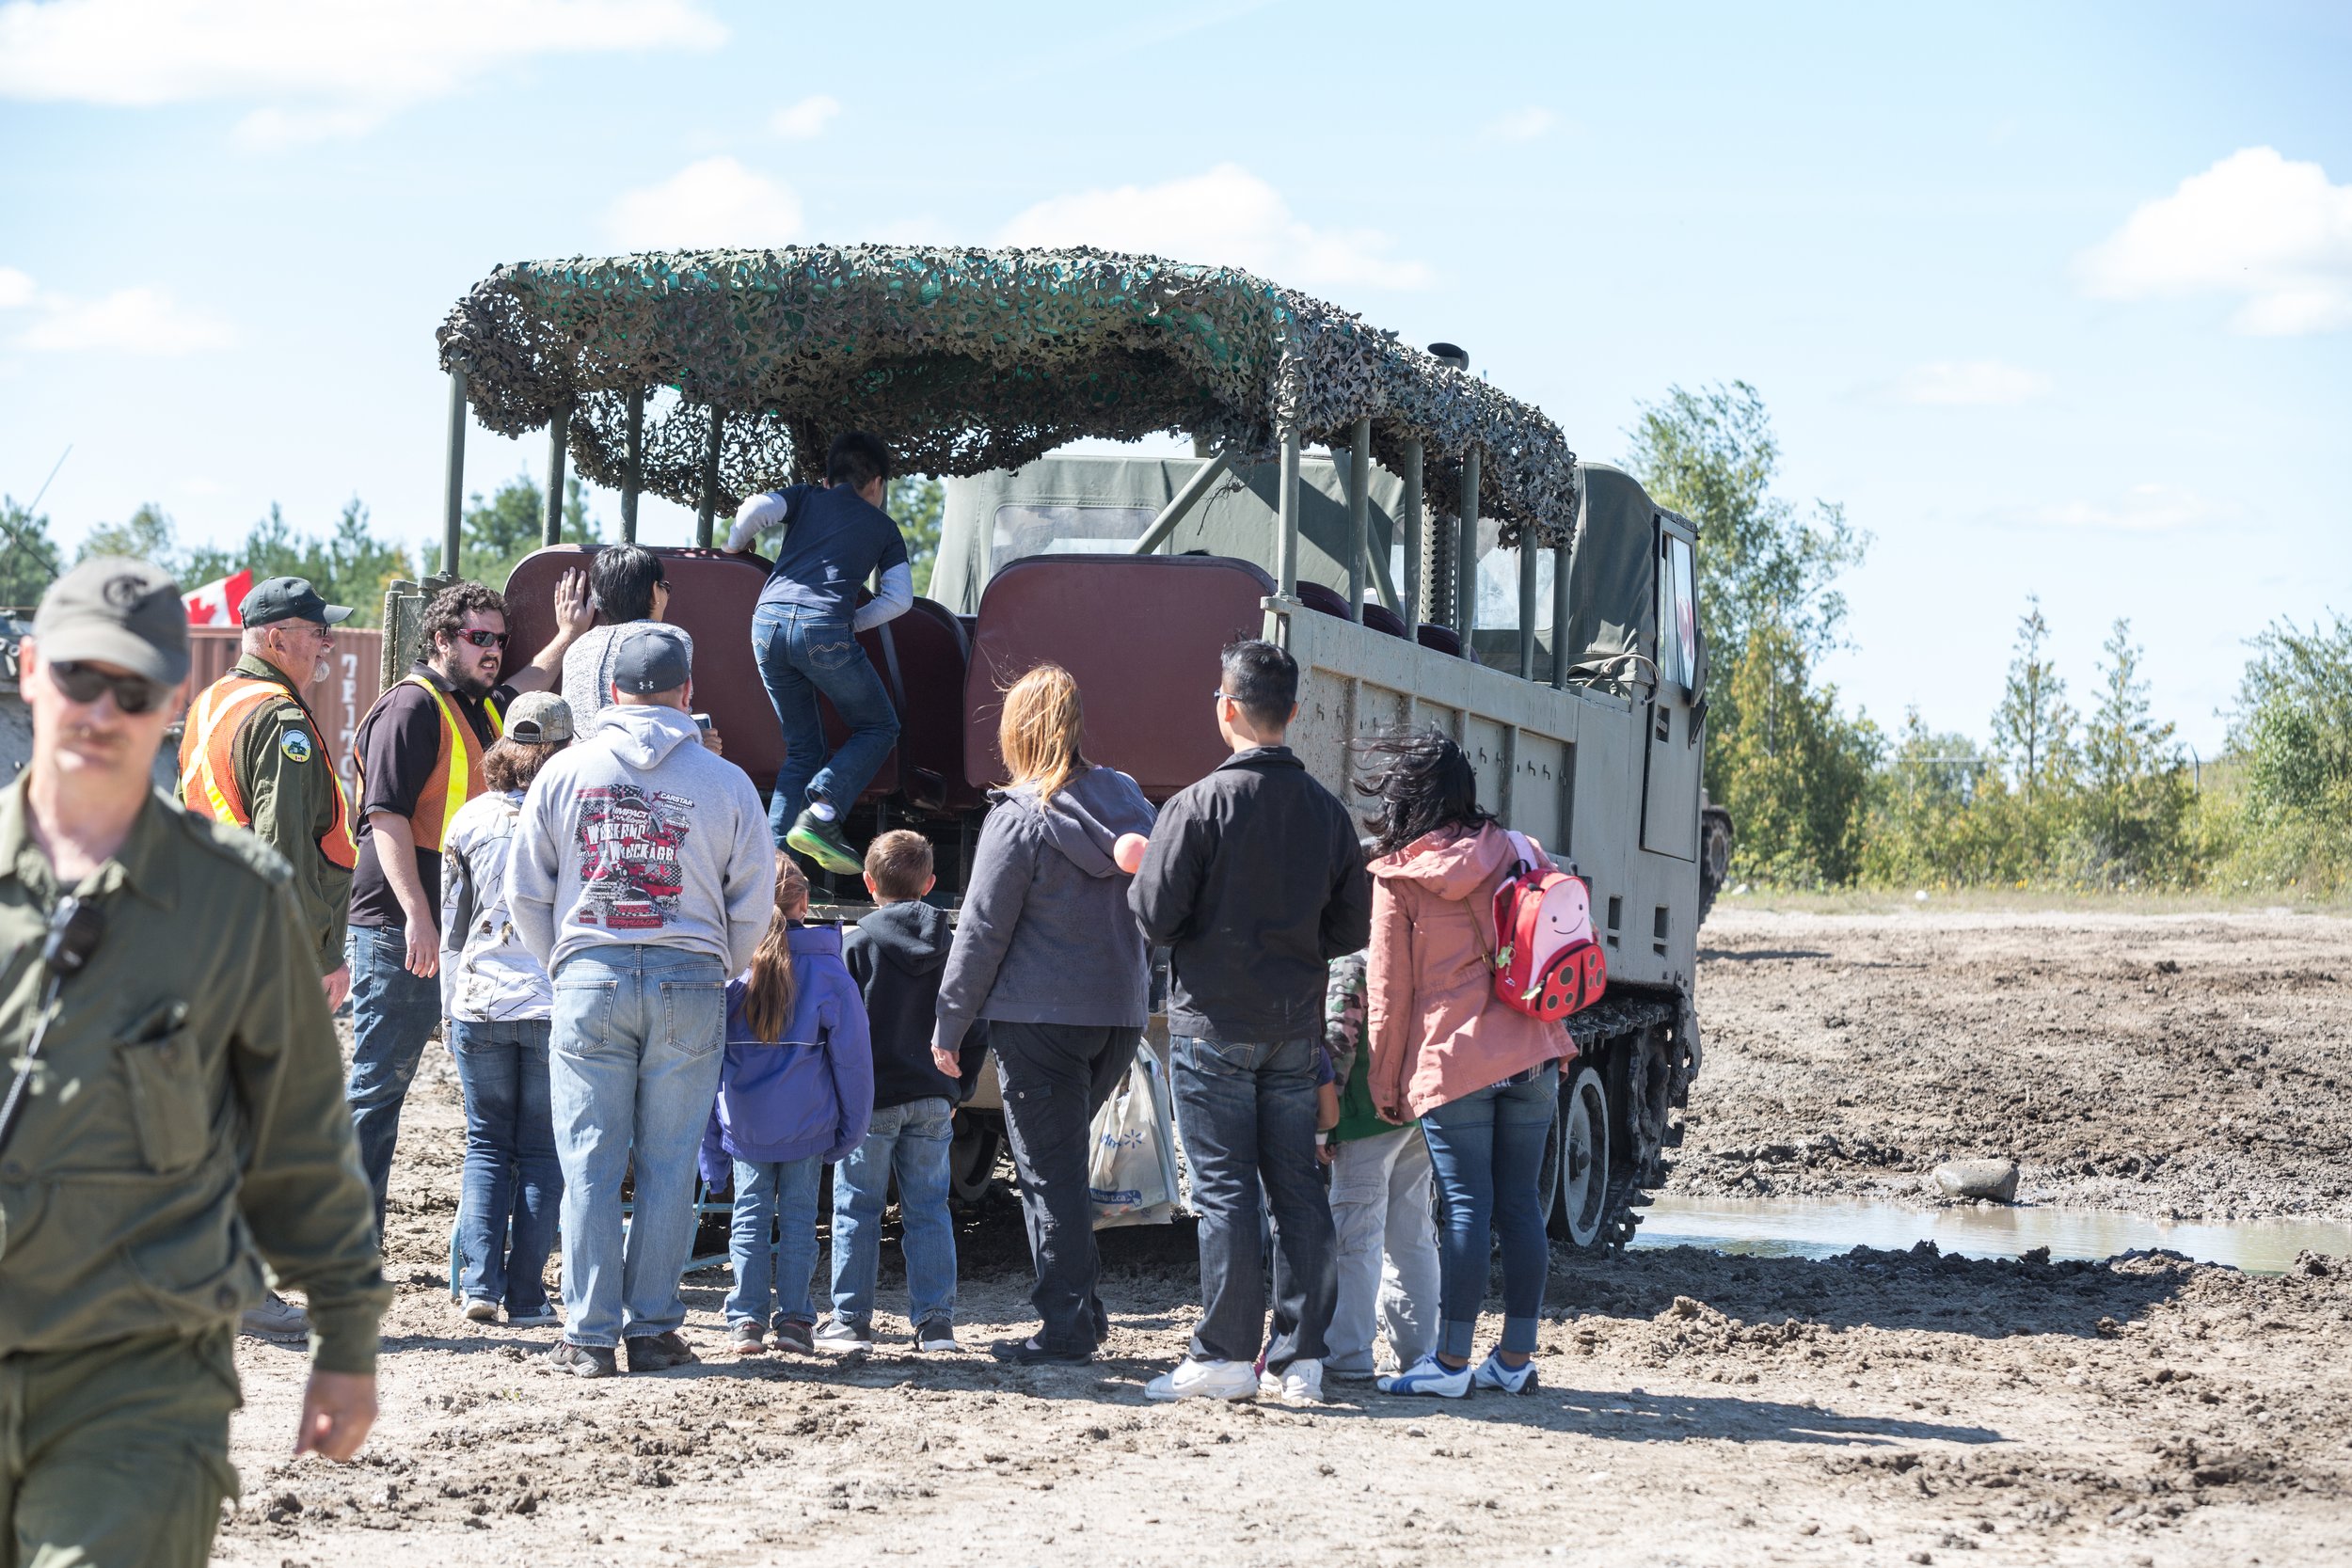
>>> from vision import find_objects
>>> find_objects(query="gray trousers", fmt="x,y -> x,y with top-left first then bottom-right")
1324,1124 -> 1440,1375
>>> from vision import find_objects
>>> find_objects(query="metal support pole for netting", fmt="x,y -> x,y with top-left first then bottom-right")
1272,430 -> 1302,648
1518,532 -> 1539,679
1454,447 -> 1481,651
1345,417 -> 1371,623
441,369 -> 467,578
1550,538 -> 1571,690
695,407 -> 724,548
1401,438 -> 1424,633
542,404 -> 569,547
621,388 -> 644,544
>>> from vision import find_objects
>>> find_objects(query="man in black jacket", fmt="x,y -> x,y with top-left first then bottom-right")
1130,639 -> 1372,1404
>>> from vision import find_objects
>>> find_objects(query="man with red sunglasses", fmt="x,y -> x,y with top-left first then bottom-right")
344,575 -> 589,1235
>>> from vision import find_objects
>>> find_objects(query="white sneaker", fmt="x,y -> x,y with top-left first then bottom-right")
1472,1349 -> 1537,1394
1377,1354 -> 1473,1399
1259,1359 -> 1325,1405
915,1319 -> 961,1353
1145,1357 -> 1260,1402
813,1316 -> 873,1352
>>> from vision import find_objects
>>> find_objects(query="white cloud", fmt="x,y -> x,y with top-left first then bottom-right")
2013,483 -> 2230,535
4,277 -> 231,354
999,164 -> 1433,293
771,93 -> 839,140
1483,107 -> 1556,142
2077,147 -> 2352,335
607,157 -> 803,250
0,0 -> 725,142
1890,360 -> 2052,406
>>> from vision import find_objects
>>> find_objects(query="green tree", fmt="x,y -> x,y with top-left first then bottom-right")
2234,613 -> 2352,821
1626,381 -> 1868,670
2078,618 -> 2192,883
1989,595 -> 2077,802
1712,616 -> 1880,885
75,501 -> 181,567
889,475 -> 945,595
458,474 -> 599,590
0,497 -> 62,608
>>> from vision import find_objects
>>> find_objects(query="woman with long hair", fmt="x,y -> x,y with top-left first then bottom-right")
934,663 -> 1155,1365
1359,729 -> 1570,1398
698,855 -> 874,1356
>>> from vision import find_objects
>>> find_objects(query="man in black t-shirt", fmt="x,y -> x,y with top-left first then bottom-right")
724,431 -> 911,875
343,575 -> 589,1231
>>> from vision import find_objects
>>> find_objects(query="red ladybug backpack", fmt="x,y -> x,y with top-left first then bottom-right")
1486,830 -> 1607,1022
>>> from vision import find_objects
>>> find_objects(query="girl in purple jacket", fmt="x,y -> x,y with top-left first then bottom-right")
700,859 -> 874,1354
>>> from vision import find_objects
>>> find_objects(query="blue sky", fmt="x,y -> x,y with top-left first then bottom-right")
3,0 -> 2347,752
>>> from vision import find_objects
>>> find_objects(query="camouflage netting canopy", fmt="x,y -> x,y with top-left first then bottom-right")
438,245 -> 1579,546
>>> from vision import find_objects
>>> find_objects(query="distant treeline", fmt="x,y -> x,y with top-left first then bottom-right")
1639,383 -> 2350,896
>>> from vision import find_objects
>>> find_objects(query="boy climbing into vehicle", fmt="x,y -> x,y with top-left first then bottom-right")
727,430 -> 911,875
825,830 -> 980,1353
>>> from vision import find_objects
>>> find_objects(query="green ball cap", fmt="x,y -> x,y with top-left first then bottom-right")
33,556 -> 190,686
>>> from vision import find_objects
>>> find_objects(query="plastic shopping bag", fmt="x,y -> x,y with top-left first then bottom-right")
1089,1050 -> 1182,1228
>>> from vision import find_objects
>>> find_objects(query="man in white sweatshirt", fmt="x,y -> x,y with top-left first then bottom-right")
508,625 -> 774,1378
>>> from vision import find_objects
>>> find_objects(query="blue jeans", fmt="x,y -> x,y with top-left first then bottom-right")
829,1097 -> 958,1330
1169,1035 -> 1337,1372
547,944 -> 727,1349
451,1018 -> 563,1316
725,1156 -> 823,1327
344,924 -> 442,1238
752,602 -> 899,842
1420,1069 -> 1557,1359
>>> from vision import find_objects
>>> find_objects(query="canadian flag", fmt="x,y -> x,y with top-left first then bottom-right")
183,568 -> 253,626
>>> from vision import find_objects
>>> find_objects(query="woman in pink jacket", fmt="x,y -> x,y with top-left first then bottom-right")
1362,732 -> 1571,1398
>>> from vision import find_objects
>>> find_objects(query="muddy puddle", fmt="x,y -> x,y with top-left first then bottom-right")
1632,1192 -> 2352,1273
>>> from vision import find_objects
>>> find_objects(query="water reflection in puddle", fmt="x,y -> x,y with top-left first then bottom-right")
1631,1194 -> 2352,1275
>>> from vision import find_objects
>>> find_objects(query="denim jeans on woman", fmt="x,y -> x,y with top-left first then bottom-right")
344,923 -> 441,1237
548,943 -> 726,1350
451,1018 -> 563,1317
751,602 -> 900,842
1419,1067 -> 1555,1360
829,1096 -> 958,1332
725,1155 -> 823,1328
1170,1034 -> 1337,1373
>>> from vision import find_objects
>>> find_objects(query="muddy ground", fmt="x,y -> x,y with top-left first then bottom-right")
213,906 -> 2352,1567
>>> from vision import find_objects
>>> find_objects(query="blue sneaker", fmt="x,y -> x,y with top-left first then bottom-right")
1472,1350 -> 1538,1394
1376,1354 -> 1472,1399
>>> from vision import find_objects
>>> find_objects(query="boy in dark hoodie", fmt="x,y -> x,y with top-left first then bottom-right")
823,832 -> 974,1352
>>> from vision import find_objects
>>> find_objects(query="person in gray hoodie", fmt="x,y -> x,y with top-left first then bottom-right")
932,664 -> 1155,1366
508,625 -> 774,1379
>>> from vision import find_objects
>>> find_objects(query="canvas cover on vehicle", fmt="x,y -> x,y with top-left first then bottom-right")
1563,463 -> 1658,671
437,245 -> 1580,548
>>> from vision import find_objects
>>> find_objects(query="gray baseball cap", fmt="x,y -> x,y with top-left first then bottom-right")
503,689 -> 575,744
611,624 -> 691,695
32,557 -> 190,686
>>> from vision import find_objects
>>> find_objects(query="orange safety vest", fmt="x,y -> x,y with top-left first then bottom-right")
178,672 -> 359,870
351,673 -> 504,855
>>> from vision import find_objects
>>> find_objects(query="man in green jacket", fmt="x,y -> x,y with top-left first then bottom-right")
176,574 -> 363,1344
1,558 -> 389,1568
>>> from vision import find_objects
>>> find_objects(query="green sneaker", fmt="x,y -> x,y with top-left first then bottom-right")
787,808 -> 863,875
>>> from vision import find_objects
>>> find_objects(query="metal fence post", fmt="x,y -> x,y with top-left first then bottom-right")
621,387 -> 644,544
1455,447 -> 1480,651
696,407 -> 724,548
1345,417 -> 1370,623
542,403 -> 569,547
1402,438 -> 1423,634
1551,538 -> 1571,689
441,369 -> 467,579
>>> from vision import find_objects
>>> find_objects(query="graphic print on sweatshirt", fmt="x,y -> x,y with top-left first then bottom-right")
574,784 -> 693,930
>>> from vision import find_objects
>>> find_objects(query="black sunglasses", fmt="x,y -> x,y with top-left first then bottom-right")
50,660 -> 168,715
453,629 -> 510,649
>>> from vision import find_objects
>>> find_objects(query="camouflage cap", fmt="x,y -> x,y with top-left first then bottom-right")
502,689 -> 574,744
32,557 -> 190,686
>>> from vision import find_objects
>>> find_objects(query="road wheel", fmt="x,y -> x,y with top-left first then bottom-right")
1550,1062 -> 1613,1249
